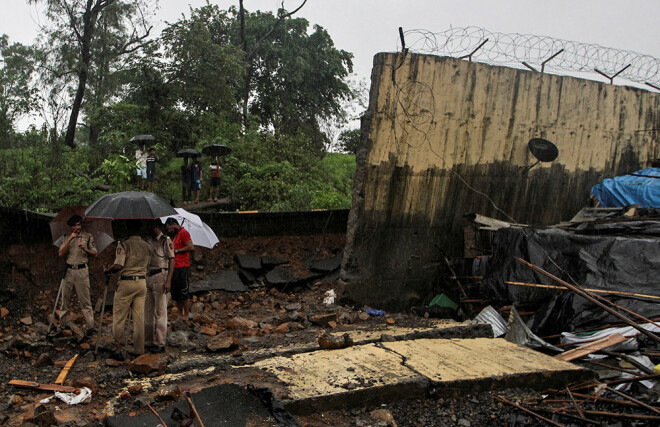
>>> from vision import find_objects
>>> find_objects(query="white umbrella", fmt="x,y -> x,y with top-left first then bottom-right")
161,208 -> 219,249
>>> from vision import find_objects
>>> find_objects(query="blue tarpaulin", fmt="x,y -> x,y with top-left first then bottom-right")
590,167 -> 660,208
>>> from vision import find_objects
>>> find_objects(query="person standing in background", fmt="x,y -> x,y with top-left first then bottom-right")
146,147 -> 159,193
181,158 -> 192,204
135,148 -> 148,190
208,157 -> 221,202
191,158 -> 203,204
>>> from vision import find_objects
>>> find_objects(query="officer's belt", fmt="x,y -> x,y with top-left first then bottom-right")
147,268 -> 168,277
67,263 -> 87,270
119,275 -> 146,281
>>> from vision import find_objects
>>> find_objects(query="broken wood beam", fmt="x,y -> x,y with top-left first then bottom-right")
566,386 -> 585,420
555,333 -> 626,361
146,402 -> 168,427
494,395 -> 564,427
184,391 -> 204,427
55,354 -> 78,385
605,386 -> 660,415
9,379 -> 78,393
582,410 -> 660,421
504,281 -> 660,301
515,258 -> 660,345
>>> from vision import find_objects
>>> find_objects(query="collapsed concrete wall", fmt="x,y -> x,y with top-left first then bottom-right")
342,52 -> 660,311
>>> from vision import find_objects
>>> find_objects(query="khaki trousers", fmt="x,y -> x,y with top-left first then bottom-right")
61,268 -> 95,330
112,279 -> 146,354
145,271 -> 169,347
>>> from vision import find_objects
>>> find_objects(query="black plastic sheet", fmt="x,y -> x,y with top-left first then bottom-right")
480,227 -> 660,335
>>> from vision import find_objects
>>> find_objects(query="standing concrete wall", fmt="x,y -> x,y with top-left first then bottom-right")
341,52 -> 660,311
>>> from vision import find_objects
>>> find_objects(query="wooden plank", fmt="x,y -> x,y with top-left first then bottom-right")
9,379 -> 78,393
55,354 -> 78,385
505,281 -> 660,301
555,333 -> 627,361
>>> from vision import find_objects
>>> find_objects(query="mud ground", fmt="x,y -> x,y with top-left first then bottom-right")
0,233 -> 579,426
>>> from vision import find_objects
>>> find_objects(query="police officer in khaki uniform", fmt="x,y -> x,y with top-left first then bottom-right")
104,220 -> 153,359
58,215 -> 97,332
144,220 -> 174,353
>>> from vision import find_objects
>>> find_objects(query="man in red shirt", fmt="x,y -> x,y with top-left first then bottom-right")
165,218 -> 194,320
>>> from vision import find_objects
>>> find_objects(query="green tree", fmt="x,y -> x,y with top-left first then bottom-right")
337,128 -> 361,155
0,35 -> 37,147
30,0 -> 154,148
160,3 -> 354,150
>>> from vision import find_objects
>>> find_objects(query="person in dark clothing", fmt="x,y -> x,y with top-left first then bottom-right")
191,159 -> 203,204
181,157 -> 192,204
146,147 -> 159,193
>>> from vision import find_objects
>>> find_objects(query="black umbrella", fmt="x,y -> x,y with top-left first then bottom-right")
85,191 -> 177,219
130,134 -> 156,143
202,144 -> 232,157
176,148 -> 201,158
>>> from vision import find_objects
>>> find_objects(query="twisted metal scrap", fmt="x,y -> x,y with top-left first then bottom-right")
400,26 -> 660,87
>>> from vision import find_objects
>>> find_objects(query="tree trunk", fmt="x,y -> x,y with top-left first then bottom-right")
63,65 -> 89,148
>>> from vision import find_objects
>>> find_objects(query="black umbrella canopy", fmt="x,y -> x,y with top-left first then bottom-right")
202,144 -> 232,157
130,134 -> 156,143
85,191 -> 177,219
176,148 -> 201,158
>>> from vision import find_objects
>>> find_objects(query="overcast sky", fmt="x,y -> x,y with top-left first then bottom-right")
3,0 -> 660,85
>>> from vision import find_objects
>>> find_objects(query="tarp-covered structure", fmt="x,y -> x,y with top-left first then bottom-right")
590,167 -> 660,208
480,225 -> 660,336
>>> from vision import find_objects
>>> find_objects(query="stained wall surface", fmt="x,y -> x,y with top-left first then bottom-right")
342,53 -> 660,311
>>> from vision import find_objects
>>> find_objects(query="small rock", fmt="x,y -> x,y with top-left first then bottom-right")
23,404 -> 57,426
129,353 -> 168,375
156,385 -> 182,401
285,303 -> 302,311
74,377 -> 99,394
327,321 -> 337,329
190,302 -> 204,316
318,332 -> 353,350
381,334 -> 396,342
0,307 -> 8,318
94,413 -> 110,421
35,353 -> 53,367
127,384 -> 143,395
200,326 -> 217,336
206,335 -> 239,352
20,316 -> 33,326
105,358 -> 123,367
191,314 -> 213,325
9,394 -> 23,406
458,419 -> 471,427
119,391 -> 131,400
273,323 -> 290,334
309,313 -> 337,327
227,316 -> 258,330
386,317 -> 395,325
358,312 -> 370,321
80,343 -> 91,350
371,408 -> 396,426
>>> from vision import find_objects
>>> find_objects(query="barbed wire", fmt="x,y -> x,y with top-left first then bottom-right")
398,26 -> 660,88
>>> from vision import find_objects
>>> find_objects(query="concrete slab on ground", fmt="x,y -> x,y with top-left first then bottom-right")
253,337 -> 593,414
190,271 -> 247,293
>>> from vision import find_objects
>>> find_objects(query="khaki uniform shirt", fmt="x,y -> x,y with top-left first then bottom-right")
113,235 -> 153,276
65,231 -> 96,265
146,232 -> 175,270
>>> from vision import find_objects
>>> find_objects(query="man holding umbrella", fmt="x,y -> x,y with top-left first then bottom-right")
58,215 -> 97,334
103,220 -> 153,359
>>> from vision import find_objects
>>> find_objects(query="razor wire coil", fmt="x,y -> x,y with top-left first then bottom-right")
399,27 -> 660,87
